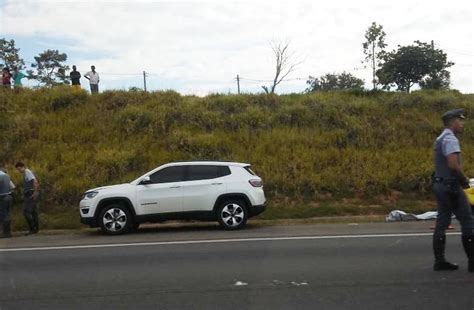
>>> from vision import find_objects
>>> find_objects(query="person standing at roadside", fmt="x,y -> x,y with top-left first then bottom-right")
84,65 -> 99,94
432,109 -> 473,272
15,162 -> 40,235
0,163 -> 14,238
70,65 -> 81,91
2,67 -> 12,89
12,66 -> 26,89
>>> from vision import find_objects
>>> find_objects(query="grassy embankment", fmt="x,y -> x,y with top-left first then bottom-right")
1,88 -> 473,230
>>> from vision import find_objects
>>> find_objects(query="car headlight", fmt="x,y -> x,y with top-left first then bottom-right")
83,191 -> 99,199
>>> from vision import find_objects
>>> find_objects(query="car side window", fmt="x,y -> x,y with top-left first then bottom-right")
186,165 -> 231,181
149,166 -> 185,184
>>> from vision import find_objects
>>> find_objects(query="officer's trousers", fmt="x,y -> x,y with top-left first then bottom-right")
433,182 -> 474,238
0,194 -> 13,223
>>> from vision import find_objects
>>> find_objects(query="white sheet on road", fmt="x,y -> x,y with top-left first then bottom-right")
385,210 -> 439,222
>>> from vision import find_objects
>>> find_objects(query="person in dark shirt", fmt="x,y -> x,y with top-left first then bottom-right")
70,65 -> 81,91
2,67 -> 12,88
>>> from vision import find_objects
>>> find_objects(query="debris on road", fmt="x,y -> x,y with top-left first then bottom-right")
386,210 -> 438,222
234,281 -> 248,286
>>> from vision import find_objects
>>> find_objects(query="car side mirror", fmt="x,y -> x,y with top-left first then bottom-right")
140,176 -> 152,185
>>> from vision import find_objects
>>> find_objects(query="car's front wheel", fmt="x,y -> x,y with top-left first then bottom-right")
99,204 -> 132,235
217,200 -> 248,230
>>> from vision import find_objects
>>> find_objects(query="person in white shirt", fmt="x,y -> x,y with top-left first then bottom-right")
84,65 -> 100,94
15,162 -> 40,235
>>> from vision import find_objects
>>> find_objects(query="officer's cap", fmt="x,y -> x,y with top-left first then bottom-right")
442,109 -> 466,122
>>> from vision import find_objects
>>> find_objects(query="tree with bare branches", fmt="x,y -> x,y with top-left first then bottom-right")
262,40 -> 300,94
362,22 -> 387,90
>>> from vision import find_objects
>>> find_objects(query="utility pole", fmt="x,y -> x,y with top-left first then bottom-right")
143,71 -> 147,92
236,74 -> 240,94
431,40 -> 434,50
372,41 -> 376,90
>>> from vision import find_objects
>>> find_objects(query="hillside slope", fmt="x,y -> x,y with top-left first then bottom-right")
1,88 -> 473,225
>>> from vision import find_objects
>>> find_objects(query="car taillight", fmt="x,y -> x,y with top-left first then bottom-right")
249,179 -> 263,187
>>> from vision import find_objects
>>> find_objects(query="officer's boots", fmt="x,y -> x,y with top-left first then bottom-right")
0,221 -> 12,238
461,235 -> 474,272
433,235 -> 459,271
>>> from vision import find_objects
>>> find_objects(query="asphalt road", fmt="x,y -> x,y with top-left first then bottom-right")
0,222 -> 473,310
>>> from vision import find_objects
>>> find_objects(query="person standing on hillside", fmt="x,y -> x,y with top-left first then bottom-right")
84,65 -> 100,94
2,67 -> 12,89
12,66 -> 26,89
70,65 -> 81,91
432,109 -> 473,272
15,162 -> 40,235
0,163 -> 15,238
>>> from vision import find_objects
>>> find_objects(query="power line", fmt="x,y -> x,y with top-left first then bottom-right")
238,76 -> 310,83
445,50 -> 474,56
100,72 -> 143,76
433,43 -> 474,56
238,77 -> 274,82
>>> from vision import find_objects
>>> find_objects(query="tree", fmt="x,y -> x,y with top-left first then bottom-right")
362,22 -> 387,90
306,72 -> 364,92
0,38 -> 25,69
376,41 -> 453,92
28,49 -> 70,87
419,70 -> 451,90
262,40 -> 300,94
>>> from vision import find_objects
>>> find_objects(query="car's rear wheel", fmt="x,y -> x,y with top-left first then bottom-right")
99,204 -> 132,235
217,200 -> 248,230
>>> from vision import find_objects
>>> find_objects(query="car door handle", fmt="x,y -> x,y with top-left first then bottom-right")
169,185 -> 181,189
211,182 -> 223,185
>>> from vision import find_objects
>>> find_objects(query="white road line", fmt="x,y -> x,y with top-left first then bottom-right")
0,232 -> 461,253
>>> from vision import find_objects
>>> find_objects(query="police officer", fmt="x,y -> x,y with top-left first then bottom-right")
432,109 -> 474,272
0,162 -> 14,238
15,162 -> 40,235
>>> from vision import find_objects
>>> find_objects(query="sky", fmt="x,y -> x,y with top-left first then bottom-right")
0,0 -> 473,95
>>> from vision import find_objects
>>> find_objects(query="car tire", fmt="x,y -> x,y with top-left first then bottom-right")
217,200 -> 248,230
99,204 -> 132,235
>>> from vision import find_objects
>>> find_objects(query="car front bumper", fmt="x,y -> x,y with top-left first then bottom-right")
80,216 -> 99,227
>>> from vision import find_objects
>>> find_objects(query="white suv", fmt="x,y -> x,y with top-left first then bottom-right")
79,162 -> 266,235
